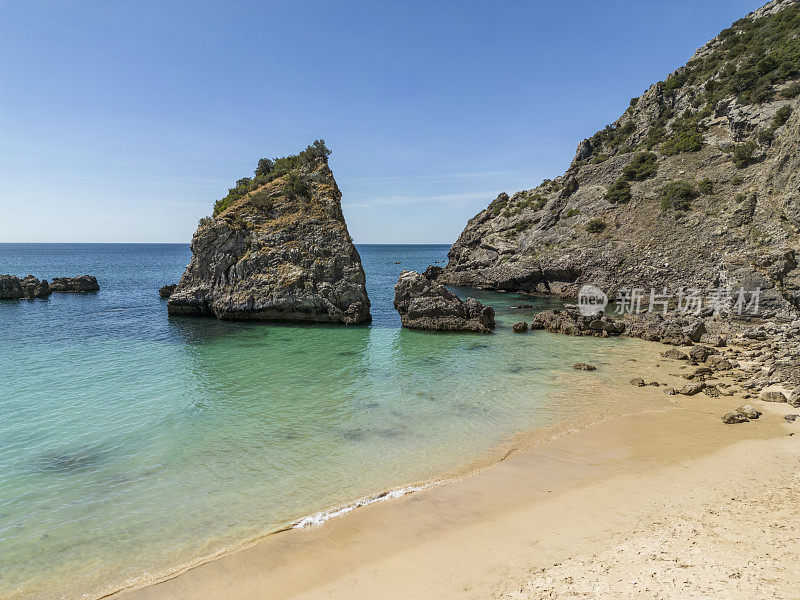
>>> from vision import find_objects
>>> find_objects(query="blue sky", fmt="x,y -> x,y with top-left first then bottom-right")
0,0 -> 763,244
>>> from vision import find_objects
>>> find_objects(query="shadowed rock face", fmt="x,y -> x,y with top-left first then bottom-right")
393,270 -> 495,333
50,275 -> 99,293
440,0 -> 800,320
159,284 -> 176,299
168,154 -> 370,324
0,274 -> 51,299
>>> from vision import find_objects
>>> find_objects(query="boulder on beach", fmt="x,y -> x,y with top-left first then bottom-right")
0,274 -> 51,299
661,348 -> 689,360
737,405 -> 762,419
688,345 -> 717,363
393,270 -> 495,333
760,388 -> 788,403
721,411 -> 749,424
680,382 -> 706,396
50,275 -> 100,293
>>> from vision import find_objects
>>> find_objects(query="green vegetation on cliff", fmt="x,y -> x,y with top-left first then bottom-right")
622,152 -> 659,181
213,140 -> 331,216
581,2 -> 800,163
659,180 -> 698,211
604,179 -> 632,204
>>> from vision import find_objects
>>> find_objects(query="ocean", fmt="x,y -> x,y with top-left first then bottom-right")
0,244 -> 643,599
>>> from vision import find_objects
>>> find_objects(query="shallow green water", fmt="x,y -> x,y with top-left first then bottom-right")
0,244 -> 644,599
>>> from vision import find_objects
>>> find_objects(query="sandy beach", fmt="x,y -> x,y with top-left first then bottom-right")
113,344 -> 800,600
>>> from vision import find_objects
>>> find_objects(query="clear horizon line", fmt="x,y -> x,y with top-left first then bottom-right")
0,241 -> 454,246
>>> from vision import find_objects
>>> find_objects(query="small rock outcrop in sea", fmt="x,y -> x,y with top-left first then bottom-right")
168,141 -> 371,324
50,275 -> 99,293
159,284 -> 177,299
0,274 -> 51,299
512,321 -> 528,333
393,270 -> 495,333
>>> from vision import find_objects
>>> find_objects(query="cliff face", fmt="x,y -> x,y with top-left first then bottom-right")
441,0 -> 800,319
168,150 -> 371,324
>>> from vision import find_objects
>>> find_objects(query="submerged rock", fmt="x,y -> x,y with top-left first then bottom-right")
393,270 -> 495,333
159,284 -> 177,299
50,275 -> 99,293
168,142 -> 371,324
0,274 -> 51,299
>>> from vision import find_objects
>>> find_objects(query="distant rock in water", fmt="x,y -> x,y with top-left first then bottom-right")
168,141 -> 371,324
0,274 -> 51,299
159,284 -> 177,299
393,270 -> 495,333
50,275 -> 99,293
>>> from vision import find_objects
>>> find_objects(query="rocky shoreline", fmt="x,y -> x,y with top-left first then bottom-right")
504,303 -> 800,423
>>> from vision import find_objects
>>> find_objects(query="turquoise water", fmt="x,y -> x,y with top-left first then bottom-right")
0,244 -> 641,599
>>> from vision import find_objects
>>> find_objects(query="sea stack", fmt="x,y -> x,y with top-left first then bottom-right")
393,270 -> 495,332
168,141 -> 371,324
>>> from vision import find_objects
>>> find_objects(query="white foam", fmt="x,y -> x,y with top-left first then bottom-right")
292,483 -> 432,529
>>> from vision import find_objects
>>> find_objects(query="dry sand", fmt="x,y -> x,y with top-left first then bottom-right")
115,349 -> 800,600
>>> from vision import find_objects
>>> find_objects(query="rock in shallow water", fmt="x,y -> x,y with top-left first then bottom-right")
393,270 -> 494,333
512,321 -> 528,333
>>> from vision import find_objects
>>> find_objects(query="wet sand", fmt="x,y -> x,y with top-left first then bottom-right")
114,346 -> 800,600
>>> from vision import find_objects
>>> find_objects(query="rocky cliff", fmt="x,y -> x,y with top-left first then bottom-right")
168,142 -> 371,324
441,0 -> 800,320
